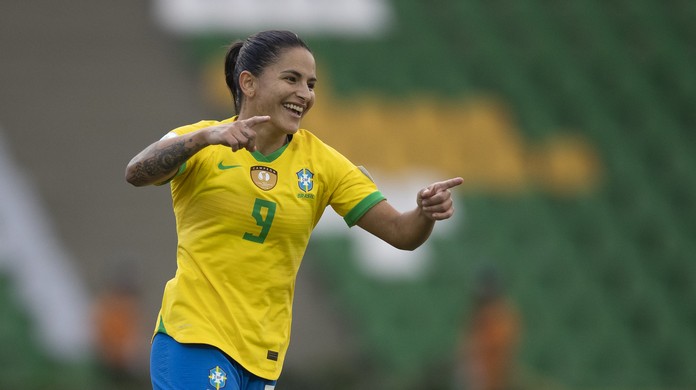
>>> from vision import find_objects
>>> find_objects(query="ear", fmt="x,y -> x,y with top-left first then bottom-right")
239,70 -> 257,99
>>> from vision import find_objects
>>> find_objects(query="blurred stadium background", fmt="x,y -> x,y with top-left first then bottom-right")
1,0 -> 695,389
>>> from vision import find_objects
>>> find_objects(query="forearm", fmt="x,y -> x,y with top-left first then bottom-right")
387,208 -> 435,250
356,177 -> 462,250
125,130 -> 208,186
357,201 -> 435,251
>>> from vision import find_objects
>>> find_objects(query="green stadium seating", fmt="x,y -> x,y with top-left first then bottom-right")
299,0 -> 696,388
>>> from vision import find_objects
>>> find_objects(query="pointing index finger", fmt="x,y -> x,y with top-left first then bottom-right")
242,115 -> 271,127
427,177 -> 464,194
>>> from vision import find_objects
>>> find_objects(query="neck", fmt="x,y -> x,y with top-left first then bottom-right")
238,110 -> 288,156
256,132 -> 290,156
238,119 -> 286,156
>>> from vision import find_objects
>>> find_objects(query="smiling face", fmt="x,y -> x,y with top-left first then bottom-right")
240,47 -> 317,135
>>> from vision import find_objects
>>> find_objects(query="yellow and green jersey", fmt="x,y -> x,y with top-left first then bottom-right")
154,116 -> 384,380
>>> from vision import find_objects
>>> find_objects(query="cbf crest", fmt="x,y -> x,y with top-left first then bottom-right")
296,168 -> 314,192
208,366 -> 227,389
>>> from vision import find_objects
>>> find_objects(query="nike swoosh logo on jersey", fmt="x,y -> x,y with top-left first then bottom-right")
218,162 -> 242,170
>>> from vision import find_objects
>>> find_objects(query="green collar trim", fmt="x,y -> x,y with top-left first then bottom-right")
251,136 -> 292,162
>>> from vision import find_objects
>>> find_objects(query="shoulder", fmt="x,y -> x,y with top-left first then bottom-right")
295,128 -> 321,143
293,128 -> 361,183
168,117 -> 234,137
294,128 -> 341,156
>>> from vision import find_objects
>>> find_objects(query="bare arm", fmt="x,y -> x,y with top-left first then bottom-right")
125,132 -> 207,186
125,116 -> 270,186
356,177 -> 463,250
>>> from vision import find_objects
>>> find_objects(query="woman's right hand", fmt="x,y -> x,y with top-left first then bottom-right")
205,116 -> 271,152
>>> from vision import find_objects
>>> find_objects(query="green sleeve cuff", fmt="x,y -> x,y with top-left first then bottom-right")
343,191 -> 385,227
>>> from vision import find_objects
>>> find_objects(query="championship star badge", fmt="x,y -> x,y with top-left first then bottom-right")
250,166 -> 278,190
296,168 -> 314,192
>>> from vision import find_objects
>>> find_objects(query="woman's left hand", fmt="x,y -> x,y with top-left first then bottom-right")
417,177 -> 464,221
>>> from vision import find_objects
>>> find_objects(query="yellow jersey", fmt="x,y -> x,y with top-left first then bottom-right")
154,117 -> 384,379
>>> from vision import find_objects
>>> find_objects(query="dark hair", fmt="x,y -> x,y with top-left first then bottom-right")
224,30 -> 311,113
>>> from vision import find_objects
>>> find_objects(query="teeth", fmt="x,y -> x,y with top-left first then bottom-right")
283,103 -> 304,113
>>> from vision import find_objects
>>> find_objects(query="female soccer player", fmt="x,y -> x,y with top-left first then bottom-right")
126,30 -> 463,390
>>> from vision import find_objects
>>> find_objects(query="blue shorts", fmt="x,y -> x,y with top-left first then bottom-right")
150,333 -> 277,390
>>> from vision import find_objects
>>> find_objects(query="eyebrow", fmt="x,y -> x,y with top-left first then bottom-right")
281,69 -> 317,83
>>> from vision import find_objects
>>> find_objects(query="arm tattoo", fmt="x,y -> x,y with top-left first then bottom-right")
149,140 -> 188,174
129,137 -> 203,185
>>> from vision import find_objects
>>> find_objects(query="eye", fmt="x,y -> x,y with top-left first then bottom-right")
284,75 -> 297,83
308,82 -> 316,91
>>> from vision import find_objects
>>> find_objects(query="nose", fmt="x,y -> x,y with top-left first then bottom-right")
295,83 -> 311,101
